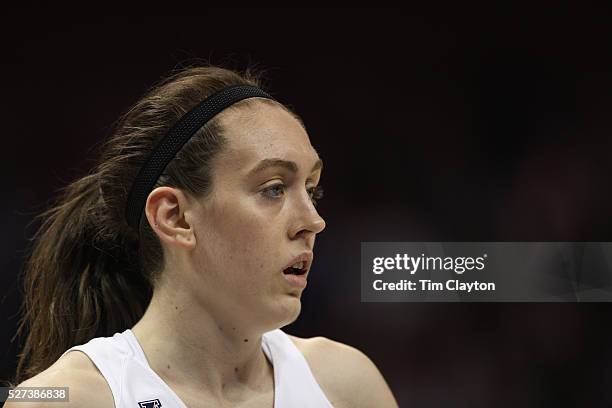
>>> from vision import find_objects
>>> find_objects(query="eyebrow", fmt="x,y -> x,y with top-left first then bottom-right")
247,157 -> 323,177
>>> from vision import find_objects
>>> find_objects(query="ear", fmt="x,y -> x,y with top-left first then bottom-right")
144,187 -> 196,250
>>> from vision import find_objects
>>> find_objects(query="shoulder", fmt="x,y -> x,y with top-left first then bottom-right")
5,351 -> 114,408
288,334 -> 398,408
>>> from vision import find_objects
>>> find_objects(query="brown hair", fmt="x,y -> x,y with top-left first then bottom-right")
13,65 -> 292,383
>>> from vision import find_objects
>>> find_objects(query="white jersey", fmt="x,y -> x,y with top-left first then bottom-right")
61,328 -> 334,408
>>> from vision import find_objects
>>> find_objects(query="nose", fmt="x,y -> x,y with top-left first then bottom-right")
288,191 -> 326,240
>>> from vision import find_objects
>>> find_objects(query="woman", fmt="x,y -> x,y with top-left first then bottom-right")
10,65 -> 398,407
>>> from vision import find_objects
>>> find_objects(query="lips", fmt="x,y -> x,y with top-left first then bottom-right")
282,252 -> 313,289
282,252 -> 313,276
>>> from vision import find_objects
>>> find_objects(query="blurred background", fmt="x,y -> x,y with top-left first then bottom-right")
2,7 -> 612,407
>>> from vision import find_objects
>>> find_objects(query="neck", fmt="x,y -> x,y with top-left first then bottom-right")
131,280 -> 273,400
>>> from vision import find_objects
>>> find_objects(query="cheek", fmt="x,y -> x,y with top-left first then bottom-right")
199,199 -> 285,281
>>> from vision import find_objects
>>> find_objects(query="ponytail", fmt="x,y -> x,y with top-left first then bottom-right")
14,171 -> 150,383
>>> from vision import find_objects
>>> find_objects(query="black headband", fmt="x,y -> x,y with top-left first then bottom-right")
125,84 -> 275,230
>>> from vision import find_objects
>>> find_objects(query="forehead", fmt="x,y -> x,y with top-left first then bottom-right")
217,102 -> 319,171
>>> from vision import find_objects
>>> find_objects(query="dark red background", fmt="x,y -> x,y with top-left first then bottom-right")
3,8 -> 612,407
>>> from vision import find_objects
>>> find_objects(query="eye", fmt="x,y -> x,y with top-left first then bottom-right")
261,183 -> 324,206
262,183 -> 286,199
307,185 -> 324,207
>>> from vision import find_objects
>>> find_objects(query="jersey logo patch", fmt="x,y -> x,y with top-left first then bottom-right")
138,399 -> 162,408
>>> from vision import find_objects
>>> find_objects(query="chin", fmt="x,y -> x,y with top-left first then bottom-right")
268,295 -> 303,330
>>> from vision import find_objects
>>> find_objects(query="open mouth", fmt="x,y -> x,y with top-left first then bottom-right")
283,262 -> 307,276
281,254 -> 312,285
282,256 -> 310,289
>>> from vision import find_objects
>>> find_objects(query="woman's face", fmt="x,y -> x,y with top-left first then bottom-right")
188,101 -> 326,331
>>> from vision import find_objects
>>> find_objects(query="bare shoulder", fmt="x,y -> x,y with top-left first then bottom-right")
288,334 -> 398,408
5,351 -> 114,408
